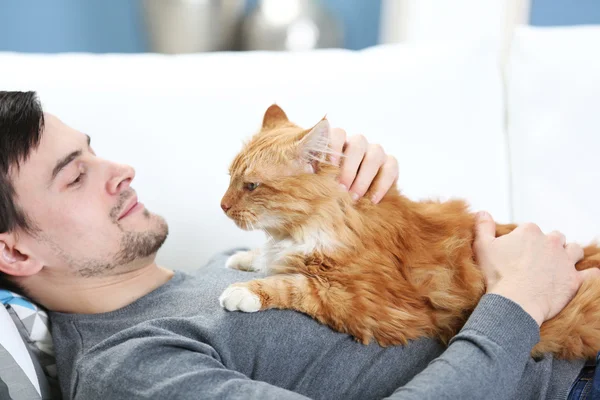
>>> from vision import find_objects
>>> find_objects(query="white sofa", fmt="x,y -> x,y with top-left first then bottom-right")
0,25 -> 598,274
0,23 -> 600,400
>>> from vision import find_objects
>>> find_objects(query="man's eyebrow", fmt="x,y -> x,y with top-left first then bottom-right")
50,135 -> 91,183
51,150 -> 82,182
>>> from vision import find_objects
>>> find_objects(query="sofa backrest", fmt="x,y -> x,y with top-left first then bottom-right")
507,25 -> 600,244
0,38 -> 509,271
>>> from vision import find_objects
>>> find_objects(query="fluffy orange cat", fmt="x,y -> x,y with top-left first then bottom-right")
219,104 -> 600,360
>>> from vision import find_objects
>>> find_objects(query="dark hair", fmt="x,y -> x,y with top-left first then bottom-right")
0,91 -> 45,295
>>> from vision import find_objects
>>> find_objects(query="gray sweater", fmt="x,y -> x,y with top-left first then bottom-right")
50,250 -> 585,400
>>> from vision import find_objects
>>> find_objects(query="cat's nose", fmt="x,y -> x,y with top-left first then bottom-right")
221,202 -> 231,212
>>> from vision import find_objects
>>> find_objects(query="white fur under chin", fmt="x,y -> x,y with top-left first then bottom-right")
255,226 -> 339,273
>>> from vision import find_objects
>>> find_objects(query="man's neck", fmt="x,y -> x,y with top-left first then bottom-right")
26,263 -> 175,314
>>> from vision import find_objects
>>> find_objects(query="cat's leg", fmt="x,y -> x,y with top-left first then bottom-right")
225,248 -> 260,272
219,274 -> 319,313
218,274 -> 430,346
219,274 -> 369,340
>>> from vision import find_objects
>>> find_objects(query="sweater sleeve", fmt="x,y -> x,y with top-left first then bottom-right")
386,294 -> 541,400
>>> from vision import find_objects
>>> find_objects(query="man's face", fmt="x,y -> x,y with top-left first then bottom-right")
10,113 -> 168,278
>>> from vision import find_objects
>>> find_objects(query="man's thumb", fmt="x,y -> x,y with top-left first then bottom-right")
578,268 -> 600,283
474,211 -> 496,245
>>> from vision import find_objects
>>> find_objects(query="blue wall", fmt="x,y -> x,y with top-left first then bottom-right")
0,0 -> 146,53
3,0 -> 598,53
530,0 -> 600,26
0,0 -> 381,53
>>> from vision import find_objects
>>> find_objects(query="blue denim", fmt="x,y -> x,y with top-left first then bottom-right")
568,352 -> 600,400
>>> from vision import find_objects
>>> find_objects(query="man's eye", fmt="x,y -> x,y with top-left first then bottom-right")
244,182 -> 259,191
68,172 -> 86,187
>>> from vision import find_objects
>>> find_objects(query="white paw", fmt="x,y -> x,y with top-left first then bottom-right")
225,251 -> 256,271
219,286 -> 262,312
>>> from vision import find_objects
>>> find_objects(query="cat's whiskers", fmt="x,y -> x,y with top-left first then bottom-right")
249,220 -> 257,233
248,215 -> 276,242
263,228 -> 274,242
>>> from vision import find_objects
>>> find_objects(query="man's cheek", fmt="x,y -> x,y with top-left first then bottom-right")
45,204 -> 93,239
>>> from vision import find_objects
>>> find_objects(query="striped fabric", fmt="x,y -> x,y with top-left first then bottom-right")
0,306 -> 42,399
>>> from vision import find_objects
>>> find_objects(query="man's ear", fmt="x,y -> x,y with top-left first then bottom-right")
0,235 -> 44,278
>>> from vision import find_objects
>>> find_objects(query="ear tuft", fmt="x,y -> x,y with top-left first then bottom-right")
298,119 -> 331,167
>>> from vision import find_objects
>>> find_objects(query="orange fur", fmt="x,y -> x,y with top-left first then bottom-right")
220,104 -> 600,360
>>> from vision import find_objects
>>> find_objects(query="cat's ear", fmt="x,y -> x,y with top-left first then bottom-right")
262,104 -> 289,128
297,118 -> 331,170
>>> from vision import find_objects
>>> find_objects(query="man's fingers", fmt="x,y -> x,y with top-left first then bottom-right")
367,156 -> 399,204
565,243 -> 584,263
578,267 -> 600,283
547,230 -> 567,247
348,144 -> 387,201
338,135 -> 368,190
473,211 -> 497,249
328,128 -> 347,166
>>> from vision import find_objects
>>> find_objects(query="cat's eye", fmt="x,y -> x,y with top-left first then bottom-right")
244,182 -> 260,191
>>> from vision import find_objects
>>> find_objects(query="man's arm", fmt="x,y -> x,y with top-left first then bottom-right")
388,294 -> 540,400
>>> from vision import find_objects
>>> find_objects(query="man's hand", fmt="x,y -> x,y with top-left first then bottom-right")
473,211 -> 600,326
329,128 -> 399,204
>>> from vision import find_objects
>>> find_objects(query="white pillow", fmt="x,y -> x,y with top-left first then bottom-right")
506,25 -> 600,243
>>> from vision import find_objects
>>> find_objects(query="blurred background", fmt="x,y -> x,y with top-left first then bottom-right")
0,0 -> 598,55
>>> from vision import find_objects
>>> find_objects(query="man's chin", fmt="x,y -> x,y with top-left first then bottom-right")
118,225 -> 169,264
133,211 -> 168,232
127,214 -> 169,250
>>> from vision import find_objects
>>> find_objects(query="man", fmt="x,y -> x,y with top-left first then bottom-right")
0,91 -> 597,400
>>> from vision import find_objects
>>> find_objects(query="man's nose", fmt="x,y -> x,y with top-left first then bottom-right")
106,163 -> 135,195
221,202 -> 231,212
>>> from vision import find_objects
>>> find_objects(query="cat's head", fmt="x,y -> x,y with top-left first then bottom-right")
220,104 -> 339,232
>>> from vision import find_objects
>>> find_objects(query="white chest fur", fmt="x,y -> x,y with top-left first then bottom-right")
254,228 -> 339,273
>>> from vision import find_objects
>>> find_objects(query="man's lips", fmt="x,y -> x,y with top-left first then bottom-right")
118,196 -> 139,220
